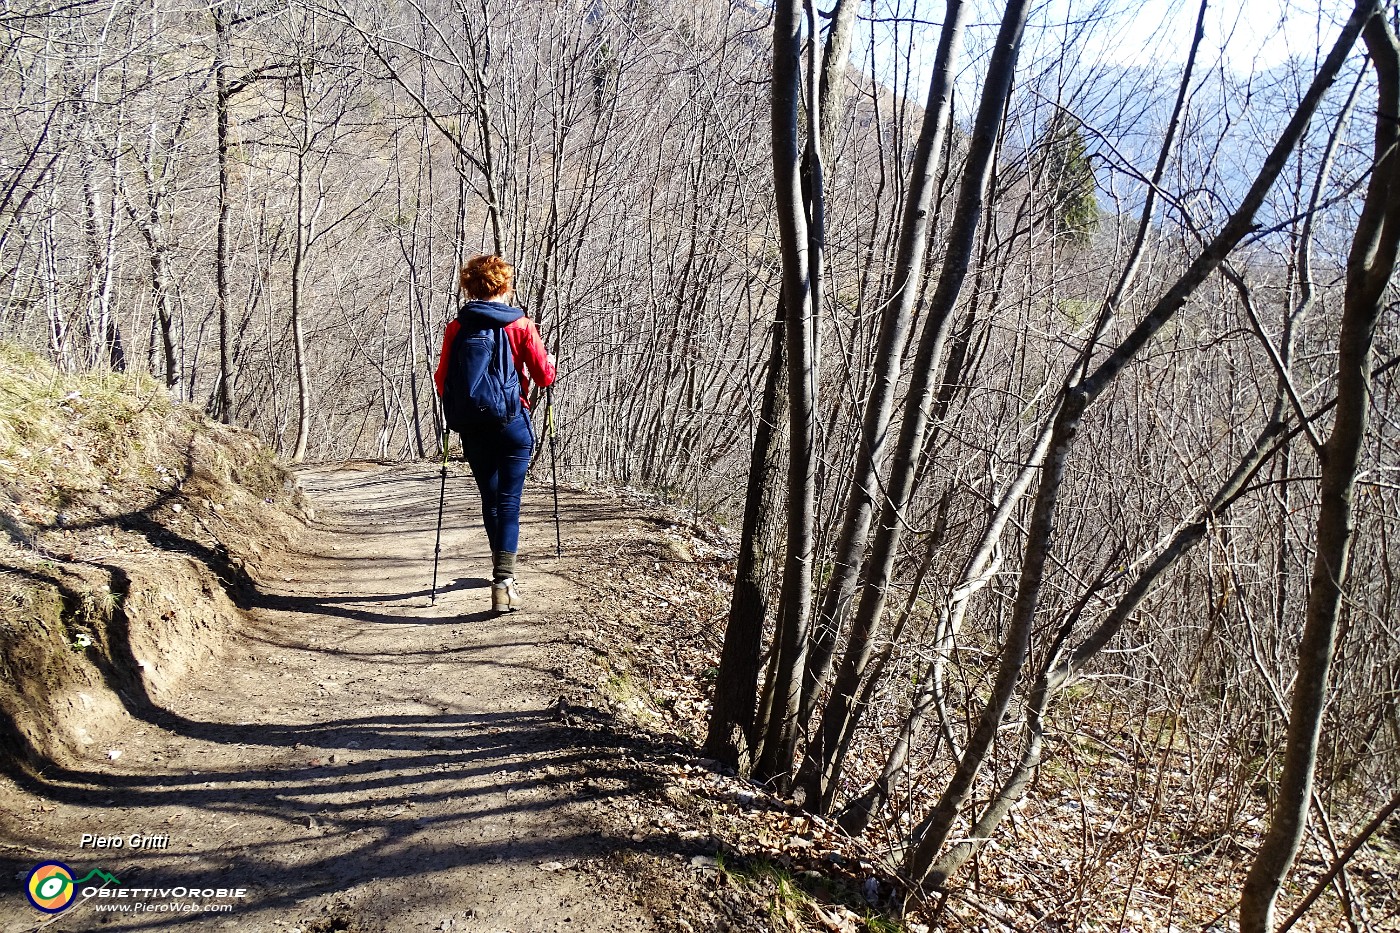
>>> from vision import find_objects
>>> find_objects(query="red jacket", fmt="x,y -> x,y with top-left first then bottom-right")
434,315 -> 556,408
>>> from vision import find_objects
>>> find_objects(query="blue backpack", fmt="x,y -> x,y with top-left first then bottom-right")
442,309 -> 522,432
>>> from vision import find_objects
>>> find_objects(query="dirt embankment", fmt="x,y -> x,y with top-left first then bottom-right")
0,345 -> 308,767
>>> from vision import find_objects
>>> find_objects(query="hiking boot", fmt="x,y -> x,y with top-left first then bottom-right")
491,578 -> 522,613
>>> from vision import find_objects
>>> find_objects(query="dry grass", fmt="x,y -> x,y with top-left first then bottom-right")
0,344 -> 170,489
0,343 -> 287,544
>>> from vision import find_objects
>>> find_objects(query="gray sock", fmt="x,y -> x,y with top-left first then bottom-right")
493,551 -> 516,582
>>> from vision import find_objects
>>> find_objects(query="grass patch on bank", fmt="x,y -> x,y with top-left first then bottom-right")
0,344 -> 289,543
0,344 -> 172,496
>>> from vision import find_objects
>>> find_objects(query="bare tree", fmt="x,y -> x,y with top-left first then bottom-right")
1241,11 -> 1400,930
904,0 -> 1380,887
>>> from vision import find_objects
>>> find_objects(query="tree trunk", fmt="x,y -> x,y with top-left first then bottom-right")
211,2 -> 234,424
703,312 -> 788,769
147,223 -> 179,390
753,0 -> 818,786
289,53 -> 315,466
816,0 -> 858,159
799,0 -> 969,741
290,145 -> 311,464
705,0 -> 861,773
797,0 -> 1028,812
1241,12 -> 1399,930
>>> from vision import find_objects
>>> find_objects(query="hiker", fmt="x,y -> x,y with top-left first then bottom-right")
434,254 -> 556,613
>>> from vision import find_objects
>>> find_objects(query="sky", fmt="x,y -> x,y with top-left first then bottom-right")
846,0 -> 1374,239
855,0 -> 1361,101
1060,0 -> 1353,74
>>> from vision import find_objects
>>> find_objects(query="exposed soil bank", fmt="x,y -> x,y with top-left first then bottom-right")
0,347 -> 305,770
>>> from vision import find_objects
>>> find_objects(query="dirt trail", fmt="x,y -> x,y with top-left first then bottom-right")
2,462 -> 672,933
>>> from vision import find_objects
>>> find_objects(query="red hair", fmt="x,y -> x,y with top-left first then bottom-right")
458,255 -> 514,300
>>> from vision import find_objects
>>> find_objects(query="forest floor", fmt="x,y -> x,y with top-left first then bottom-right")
0,461 -> 758,933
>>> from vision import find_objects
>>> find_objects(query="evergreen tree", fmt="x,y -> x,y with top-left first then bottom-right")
1038,112 -> 1100,246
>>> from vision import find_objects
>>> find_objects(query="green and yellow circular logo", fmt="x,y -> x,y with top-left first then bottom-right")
25,862 -> 76,913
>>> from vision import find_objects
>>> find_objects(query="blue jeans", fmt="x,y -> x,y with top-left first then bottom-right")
459,412 -> 534,555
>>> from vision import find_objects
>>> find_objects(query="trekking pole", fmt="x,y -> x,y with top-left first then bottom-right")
430,428 -> 450,605
546,385 -> 562,558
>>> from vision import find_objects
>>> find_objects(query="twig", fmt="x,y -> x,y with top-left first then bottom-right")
1277,792 -> 1400,933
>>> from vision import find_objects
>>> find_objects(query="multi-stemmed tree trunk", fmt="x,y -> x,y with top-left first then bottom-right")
707,0 -> 857,774
793,0 -> 1033,810
796,0 -> 969,748
752,0 -> 821,784
1241,11 -> 1400,930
